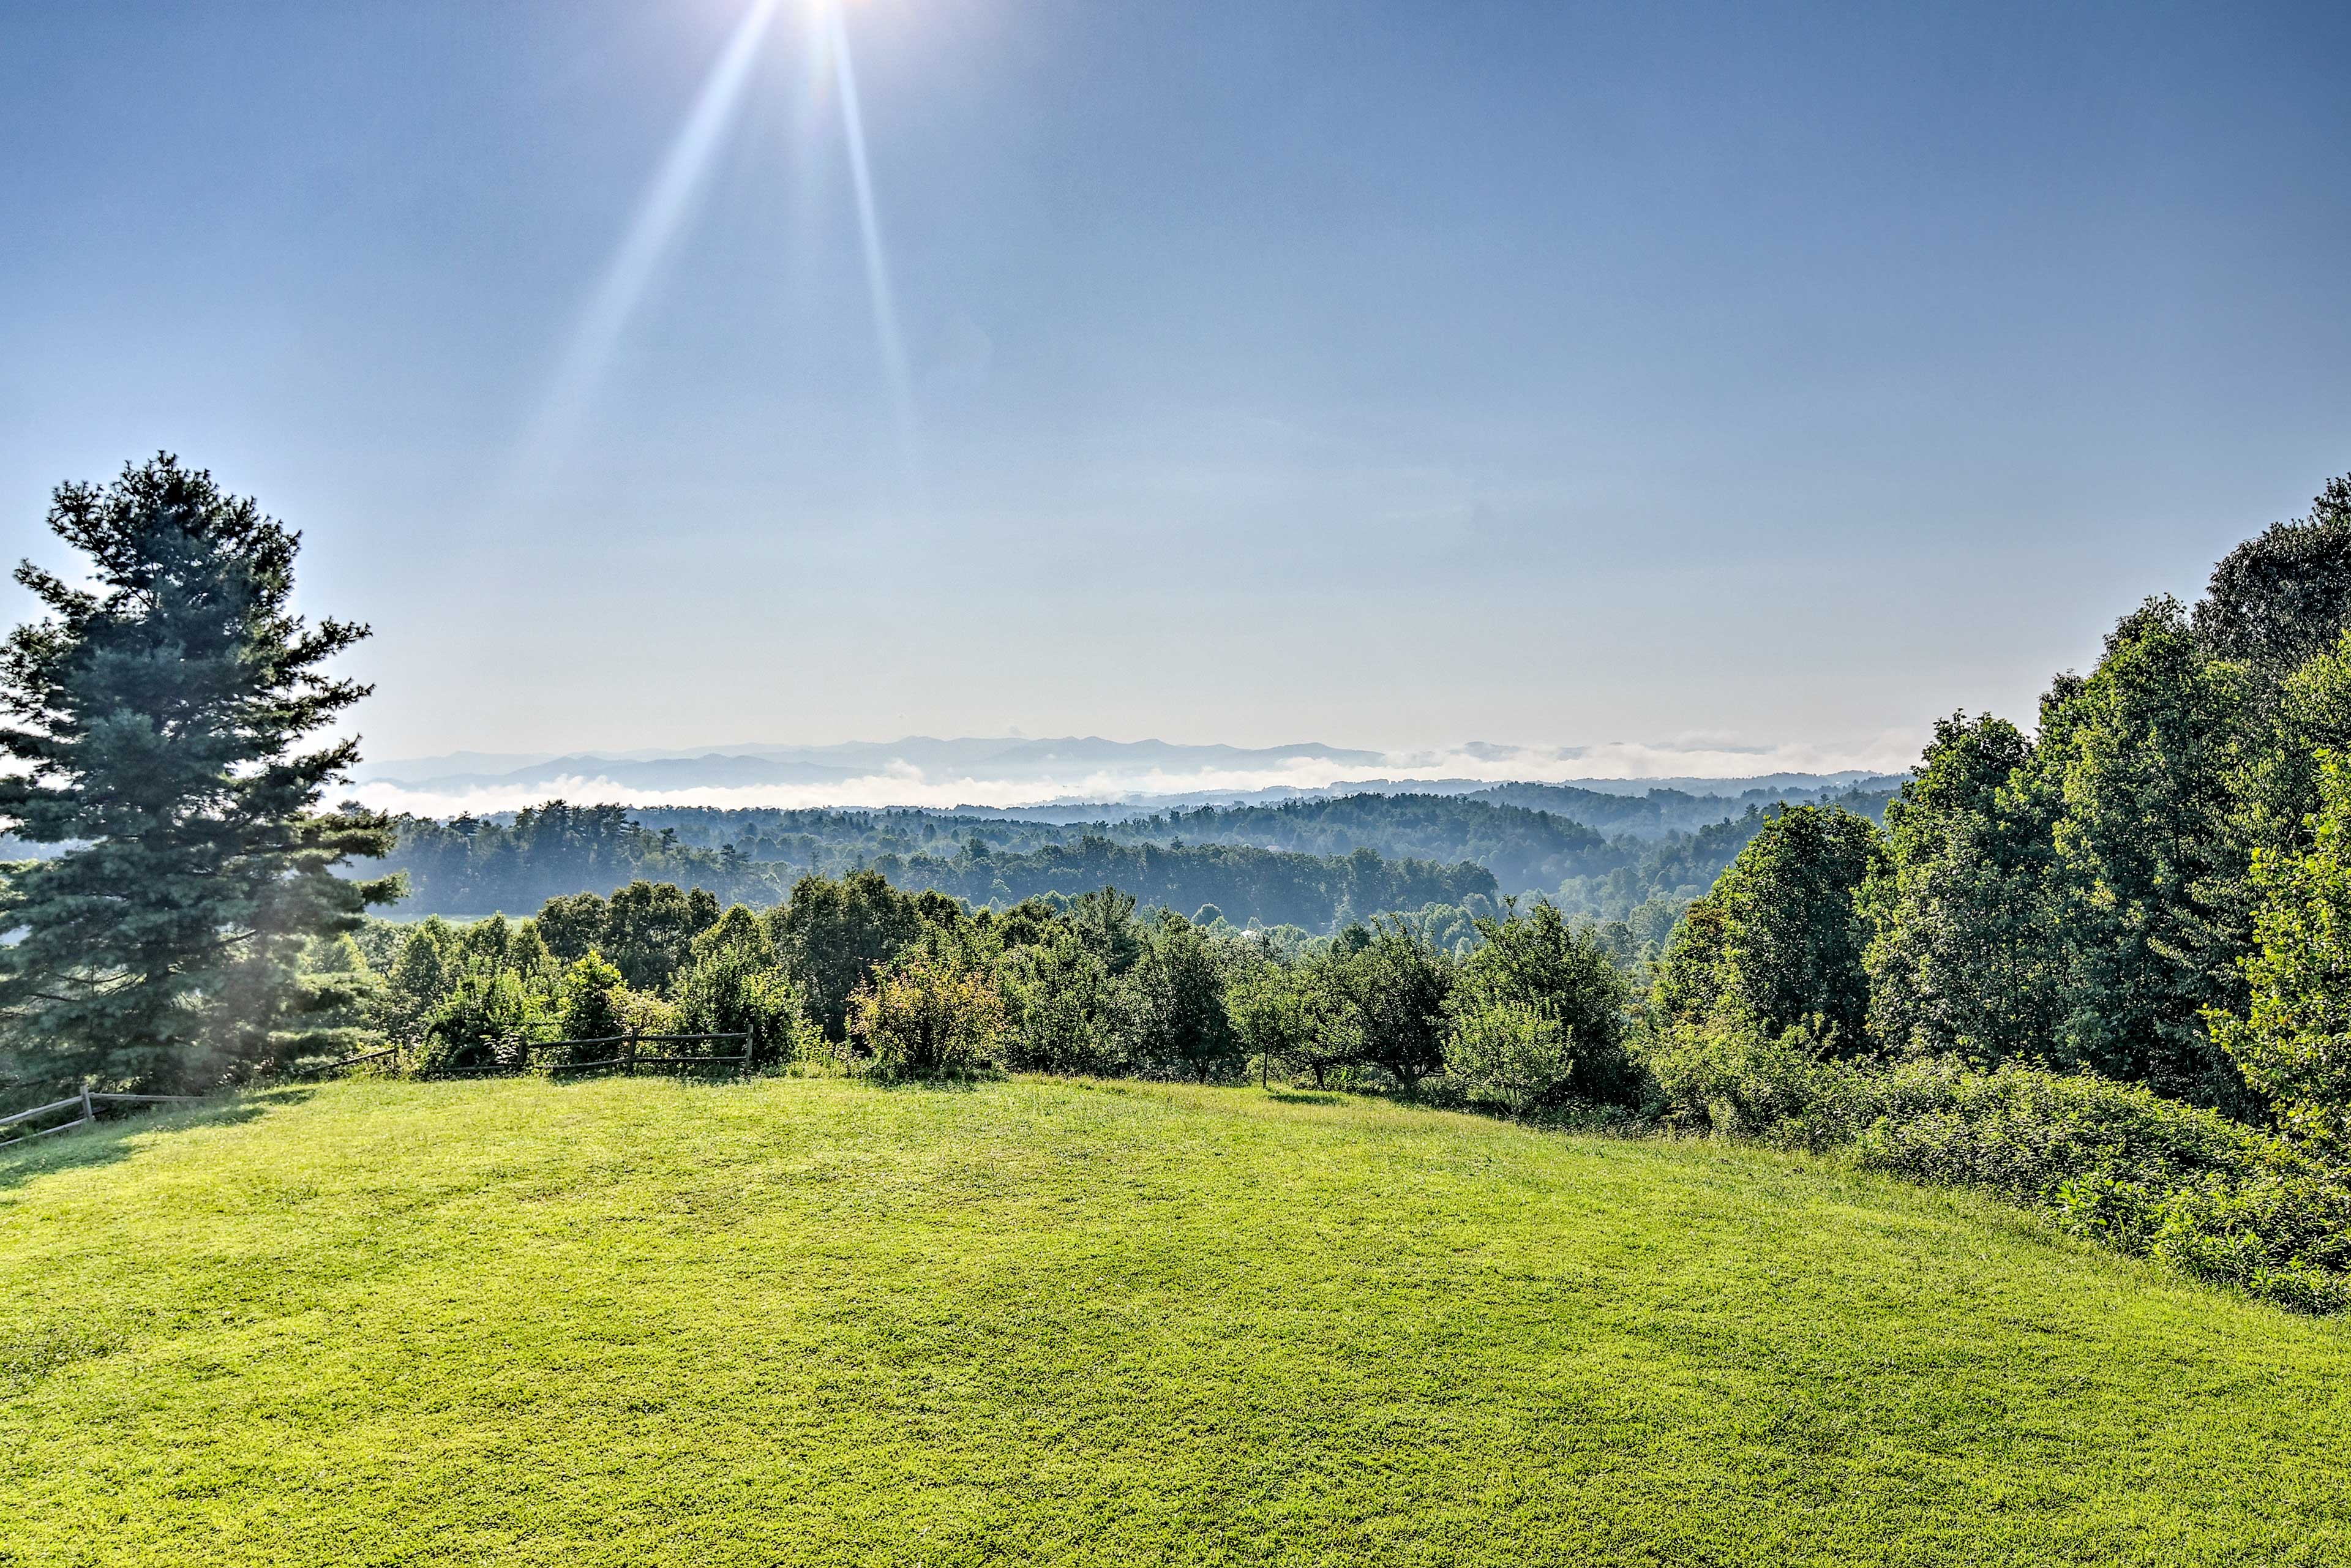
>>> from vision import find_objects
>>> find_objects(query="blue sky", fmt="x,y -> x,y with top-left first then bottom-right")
2,0 -> 2345,771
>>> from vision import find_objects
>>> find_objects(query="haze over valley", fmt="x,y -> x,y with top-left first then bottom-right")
351,732 -> 1910,816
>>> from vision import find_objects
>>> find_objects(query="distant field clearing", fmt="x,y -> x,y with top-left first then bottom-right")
3,1078 -> 2345,1566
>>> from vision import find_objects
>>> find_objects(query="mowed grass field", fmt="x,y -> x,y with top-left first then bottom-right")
4,1078 -> 2348,1567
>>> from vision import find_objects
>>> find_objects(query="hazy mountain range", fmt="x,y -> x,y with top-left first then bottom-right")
348,735 -> 1911,819
358,737 -> 1382,790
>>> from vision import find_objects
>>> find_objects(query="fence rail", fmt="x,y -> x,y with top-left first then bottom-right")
520,1032 -> 748,1052
531,1032 -> 752,1078
0,1086 -> 205,1147
1,1029 -> 759,1148
302,1034 -> 754,1080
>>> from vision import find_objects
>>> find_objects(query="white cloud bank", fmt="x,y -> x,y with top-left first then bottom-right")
343,735 -> 1925,819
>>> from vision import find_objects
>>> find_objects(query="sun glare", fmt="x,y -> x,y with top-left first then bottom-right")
513,0 -> 917,499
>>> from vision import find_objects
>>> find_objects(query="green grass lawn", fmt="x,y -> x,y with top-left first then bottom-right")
4,1076 -> 2347,1567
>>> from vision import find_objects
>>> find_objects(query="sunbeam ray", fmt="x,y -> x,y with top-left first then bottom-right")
510,0 -> 784,495
823,1 -> 920,490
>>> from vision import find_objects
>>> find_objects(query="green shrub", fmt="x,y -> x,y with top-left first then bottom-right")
673,945 -> 819,1067
414,962 -> 552,1075
1639,1006 -> 1847,1141
1444,999 -> 1580,1113
1637,1013 -> 2351,1311
844,948 -> 1006,1079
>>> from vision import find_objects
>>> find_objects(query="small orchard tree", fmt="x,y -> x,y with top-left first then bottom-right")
1447,901 -> 1636,1107
1325,919 -> 1453,1094
0,457 -> 399,1091
1228,951 -> 1352,1089
1118,912 -> 1240,1081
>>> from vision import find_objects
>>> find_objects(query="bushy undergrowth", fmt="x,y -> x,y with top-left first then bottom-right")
1642,1013 -> 2351,1312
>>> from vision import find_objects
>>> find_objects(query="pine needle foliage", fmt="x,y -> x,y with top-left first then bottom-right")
0,456 -> 398,1092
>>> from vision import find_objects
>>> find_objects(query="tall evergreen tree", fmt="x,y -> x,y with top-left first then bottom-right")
0,456 -> 397,1091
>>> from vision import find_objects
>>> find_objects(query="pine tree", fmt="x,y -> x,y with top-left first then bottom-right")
0,456 -> 399,1091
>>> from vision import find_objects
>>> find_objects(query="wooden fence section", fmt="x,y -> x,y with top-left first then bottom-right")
0,1086 -> 204,1147
0,1032 -> 757,1146
326,1032 -> 756,1080
530,1032 -> 752,1075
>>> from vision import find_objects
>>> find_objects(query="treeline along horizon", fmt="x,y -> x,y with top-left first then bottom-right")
361,781 -> 1895,932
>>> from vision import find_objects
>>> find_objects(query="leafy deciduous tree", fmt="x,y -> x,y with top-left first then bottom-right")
1118,912 -> 1242,1082
1655,805 -> 1880,1048
1862,713 -> 2064,1063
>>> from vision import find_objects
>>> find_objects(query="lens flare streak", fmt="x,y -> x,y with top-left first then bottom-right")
823,1 -> 920,486
514,0 -> 784,490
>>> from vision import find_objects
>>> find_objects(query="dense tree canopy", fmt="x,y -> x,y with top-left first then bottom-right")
1654,805 -> 1880,1046
2194,474 -> 2351,681
359,786 -> 1897,947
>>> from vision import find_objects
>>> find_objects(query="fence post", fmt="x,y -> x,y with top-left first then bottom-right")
624,1030 -> 637,1076
79,1083 -> 94,1127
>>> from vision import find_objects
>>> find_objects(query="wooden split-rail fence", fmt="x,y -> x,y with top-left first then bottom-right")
0,1032 -> 756,1148
0,1086 -> 203,1146
413,1031 -> 756,1079
302,1032 -> 754,1079
528,1032 -> 753,1075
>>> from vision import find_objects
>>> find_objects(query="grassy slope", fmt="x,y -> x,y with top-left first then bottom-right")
2,1078 -> 2346,1567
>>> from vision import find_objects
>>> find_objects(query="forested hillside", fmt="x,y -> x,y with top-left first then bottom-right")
362,783 -> 1894,928
1469,777 -> 1898,835
368,804 -> 1494,930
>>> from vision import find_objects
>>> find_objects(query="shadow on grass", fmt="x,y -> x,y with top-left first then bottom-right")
858,1074 -> 994,1095
0,1087 -> 307,1195
1265,1089 -> 1343,1105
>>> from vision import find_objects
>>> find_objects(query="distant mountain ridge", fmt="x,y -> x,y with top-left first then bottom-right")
357,736 -> 1387,793
355,737 -> 1899,809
